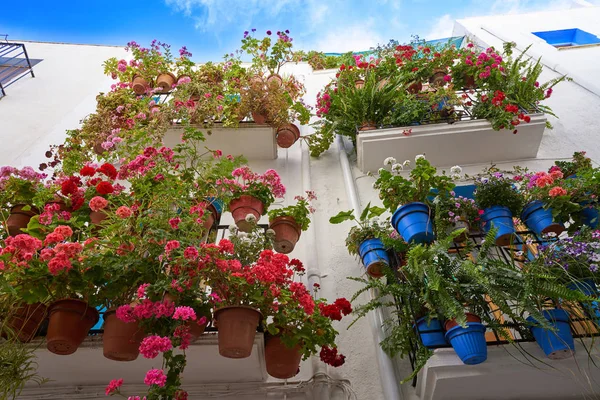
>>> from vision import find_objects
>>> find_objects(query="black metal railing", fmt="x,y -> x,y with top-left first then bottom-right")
0,35 -> 35,98
393,229 -> 600,387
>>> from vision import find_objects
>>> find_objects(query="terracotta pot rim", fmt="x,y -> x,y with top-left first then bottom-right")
157,72 -> 177,80
49,299 -> 100,323
269,216 -> 302,233
214,305 -> 263,320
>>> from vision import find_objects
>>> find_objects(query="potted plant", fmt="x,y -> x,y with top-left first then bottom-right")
225,166 -> 286,232
329,203 -> 391,278
264,281 -> 351,378
473,170 -> 524,246
267,190 -> 316,254
374,155 -> 455,244
0,167 -> 57,236
433,191 -> 482,242
515,167 -> 575,236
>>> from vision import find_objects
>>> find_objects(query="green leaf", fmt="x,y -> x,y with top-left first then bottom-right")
360,202 -> 371,222
368,206 -> 386,218
329,210 -> 355,224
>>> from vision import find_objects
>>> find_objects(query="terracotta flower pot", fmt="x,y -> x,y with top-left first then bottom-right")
46,299 -> 99,355
252,111 -> 269,124
203,202 -> 220,231
102,309 -> 145,361
407,81 -> 422,94
464,74 -> 476,89
429,69 -> 447,87
6,205 -> 37,236
132,75 -> 150,96
444,313 -> 481,331
265,335 -> 302,379
359,122 -> 377,132
269,216 -> 301,254
90,210 -> 107,225
229,195 -> 265,232
214,306 -> 261,359
156,72 -> 177,94
276,124 -> 301,148
354,79 -> 365,89
267,74 -> 283,87
189,318 -> 208,342
5,303 -> 48,343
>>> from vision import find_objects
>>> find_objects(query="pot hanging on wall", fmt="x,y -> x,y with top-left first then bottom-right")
229,195 -> 264,232
132,75 -> 150,96
264,335 -> 302,379
156,72 -> 177,94
269,216 -> 302,254
102,309 -> 145,361
6,205 -> 37,236
46,299 -> 99,355
358,238 -> 389,278
276,124 -> 301,148
214,306 -> 261,359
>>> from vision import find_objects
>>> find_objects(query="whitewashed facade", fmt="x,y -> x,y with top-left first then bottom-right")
4,4 -> 600,398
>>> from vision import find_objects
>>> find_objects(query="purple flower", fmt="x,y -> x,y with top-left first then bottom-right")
266,30 -> 272,35
590,264 -> 598,272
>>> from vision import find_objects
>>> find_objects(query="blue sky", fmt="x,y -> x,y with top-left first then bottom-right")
1,0 -> 599,62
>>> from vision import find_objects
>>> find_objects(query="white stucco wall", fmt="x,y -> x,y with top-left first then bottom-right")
0,41 -> 127,168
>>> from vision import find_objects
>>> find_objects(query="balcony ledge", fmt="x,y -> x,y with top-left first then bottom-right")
164,122 -> 277,160
415,338 -> 600,400
23,332 -> 269,392
356,113 -> 547,173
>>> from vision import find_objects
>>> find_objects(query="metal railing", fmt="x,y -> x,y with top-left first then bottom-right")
392,229 -> 600,387
0,35 -> 36,98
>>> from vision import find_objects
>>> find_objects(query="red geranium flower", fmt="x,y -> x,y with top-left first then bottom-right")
80,166 -> 96,176
98,163 -> 118,180
96,181 -> 115,195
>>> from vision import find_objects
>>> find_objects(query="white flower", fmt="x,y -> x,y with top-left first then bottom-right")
383,157 -> 397,166
391,163 -> 403,174
415,154 -> 425,161
515,251 -> 524,257
372,182 -> 379,189
245,214 -> 257,223
228,224 -> 238,233
451,173 -> 461,180
450,165 -> 462,174
266,229 -> 276,237
546,232 -> 557,238
378,168 -> 386,174
403,160 -> 411,166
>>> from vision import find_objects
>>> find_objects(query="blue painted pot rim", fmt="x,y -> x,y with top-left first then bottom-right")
521,200 -> 545,219
445,322 -> 486,338
393,202 -> 431,218
205,197 -> 224,215
526,308 -> 570,325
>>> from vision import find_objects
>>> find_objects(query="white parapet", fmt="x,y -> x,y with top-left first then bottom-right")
356,114 -> 547,173
164,123 -> 278,160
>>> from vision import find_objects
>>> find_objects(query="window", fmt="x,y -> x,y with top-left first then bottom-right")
532,28 -> 600,48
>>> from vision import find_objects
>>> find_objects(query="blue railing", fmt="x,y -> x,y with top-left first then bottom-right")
0,35 -> 36,98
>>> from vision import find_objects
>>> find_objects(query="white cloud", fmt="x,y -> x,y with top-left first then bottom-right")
425,14 -> 454,40
302,21 -> 385,52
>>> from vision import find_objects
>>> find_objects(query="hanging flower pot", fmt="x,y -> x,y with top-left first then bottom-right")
276,124 -> 301,148
156,72 -> 177,94
5,303 -> 48,343
132,75 -> 150,96
358,238 -> 389,278
391,202 -> 435,244
354,79 -> 365,89
46,299 -> 99,355
481,206 -> 515,246
266,74 -> 283,87
6,205 -> 37,236
251,111 -> 269,124
102,309 -> 145,361
269,216 -> 301,254
448,218 -> 470,243
526,308 -> 574,359
229,195 -> 265,232
406,81 -> 422,94
188,317 -> 208,342
265,335 -> 302,379
90,210 -> 108,225
429,69 -> 447,87
214,306 -> 261,359
358,122 -> 377,132
521,200 -> 564,237
567,279 -> 600,323
444,312 -> 482,331
463,74 -> 476,89
203,198 -> 223,231
445,320 -> 487,365
415,317 -> 447,348
577,201 -> 599,228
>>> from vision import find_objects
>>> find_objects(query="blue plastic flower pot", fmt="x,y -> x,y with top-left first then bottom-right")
445,322 -> 487,365
579,203 -> 599,228
521,200 -> 564,237
481,206 -> 515,246
415,317 -> 447,348
527,309 -> 575,359
358,238 -> 389,278
205,197 -> 224,215
391,202 -> 435,244
567,279 -> 600,323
